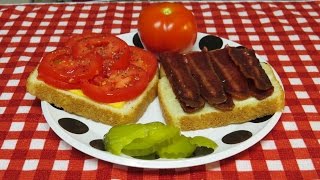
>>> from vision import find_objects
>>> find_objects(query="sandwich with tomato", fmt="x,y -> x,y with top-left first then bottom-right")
27,33 -> 158,126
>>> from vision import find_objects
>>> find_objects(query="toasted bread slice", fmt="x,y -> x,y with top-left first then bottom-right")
158,62 -> 285,131
27,68 -> 158,126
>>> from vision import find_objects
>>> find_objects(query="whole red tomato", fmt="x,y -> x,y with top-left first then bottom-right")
138,2 -> 197,54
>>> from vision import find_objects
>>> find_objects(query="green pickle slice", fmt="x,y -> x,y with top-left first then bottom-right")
157,135 -> 196,159
103,124 -> 148,155
103,122 -> 218,159
122,123 -> 180,156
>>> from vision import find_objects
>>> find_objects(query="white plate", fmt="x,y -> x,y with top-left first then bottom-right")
41,32 -> 283,169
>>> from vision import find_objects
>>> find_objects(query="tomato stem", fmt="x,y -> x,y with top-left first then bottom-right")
162,7 -> 172,15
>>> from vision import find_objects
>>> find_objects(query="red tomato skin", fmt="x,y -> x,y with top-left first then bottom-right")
138,2 -> 197,53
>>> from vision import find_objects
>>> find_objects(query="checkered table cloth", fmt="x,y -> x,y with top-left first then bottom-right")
0,1 -> 319,179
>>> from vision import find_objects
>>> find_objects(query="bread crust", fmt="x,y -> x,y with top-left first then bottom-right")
158,62 -> 285,131
27,68 -> 158,126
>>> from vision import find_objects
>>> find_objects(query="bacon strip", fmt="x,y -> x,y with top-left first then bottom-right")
208,48 -> 250,100
158,52 -> 205,112
185,52 -> 227,105
228,46 -> 273,91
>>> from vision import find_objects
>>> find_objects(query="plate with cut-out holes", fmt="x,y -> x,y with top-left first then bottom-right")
42,32 -> 283,169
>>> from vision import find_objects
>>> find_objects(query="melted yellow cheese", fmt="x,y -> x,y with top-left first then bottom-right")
68,89 -> 125,109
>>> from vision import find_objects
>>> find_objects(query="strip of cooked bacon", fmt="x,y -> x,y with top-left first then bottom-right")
228,46 -> 273,91
185,51 -> 227,105
159,52 -> 205,112
207,48 -> 250,100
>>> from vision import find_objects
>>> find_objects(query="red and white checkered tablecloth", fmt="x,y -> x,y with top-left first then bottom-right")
0,1 -> 319,179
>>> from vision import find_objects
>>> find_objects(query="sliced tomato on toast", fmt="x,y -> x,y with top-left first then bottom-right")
38,47 -> 103,89
69,33 -> 131,71
81,46 -> 158,103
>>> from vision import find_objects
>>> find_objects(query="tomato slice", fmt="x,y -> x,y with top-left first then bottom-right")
71,34 -> 131,71
129,46 -> 158,79
81,65 -> 149,103
38,47 -> 103,89
37,73 -> 80,89
64,33 -> 100,48
81,46 -> 158,103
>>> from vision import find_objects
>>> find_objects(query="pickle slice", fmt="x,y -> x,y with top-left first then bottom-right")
103,124 -> 148,155
122,124 -> 180,156
157,135 -> 196,159
190,136 -> 218,150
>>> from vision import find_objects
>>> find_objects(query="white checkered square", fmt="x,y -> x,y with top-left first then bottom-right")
268,35 -> 280,41
19,56 -> 31,61
260,18 -> 270,24
0,93 -> 13,100
299,55 -> 311,61
226,28 -> 236,33
24,93 -> 36,100
5,47 -> 16,53
289,139 -> 306,148
295,91 -> 309,99
116,6 -> 125,11
58,140 -> 72,150
9,122 -> 24,131
283,26 -> 294,31
302,105 -> 317,113
297,159 -> 315,170
204,20 -> 214,24
11,36 -> 21,43
54,29 -> 65,34
17,30 -> 27,35
306,66 -> 319,72
0,57 -> 10,63
293,45 -> 305,50
83,159 -> 98,171
236,160 -> 252,171
245,27 -> 255,32
111,28 -> 121,34
206,161 -> 221,171
36,123 -> 50,131
289,78 -> 302,85
288,35 -> 299,41
203,11 -> 213,17
238,11 -> 248,17
22,159 -> 39,171
0,107 -> 6,114
273,45 -> 284,50
35,30 -> 45,35
52,160 -> 69,171
44,14 -> 54,19
16,106 -> 31,114
4,21 -> 14,26
58,21 -> 68,26
95,20 -> 104,25
92,28 -> 102,33
40,22 -> 50,26
65,5 -> 75,11
313,78 -> 320,84
99,5 -> 108,11
76,21 -> 86,26
45,46 -> 57,52
282,121 -> 298,131
206,27 -> 216,33
114,13 -> 123,18
29,139 -> 45,150
50,36 -> 60,43
223,19 -> 233,24
283,66 -> 295,72
261,140 -> 277,150
1,139 -> 17,150
309,35 -> 320,40
61,14 -> 71,18
27,12 -> 36,18
0,159 -> 10,170
228,35 -> 239,41
22,21 -> 32,27
241,19 -> 251,24
249,35 -> 260,41
310,121 -> 320,131
49,6 -> 58,11
25,47 -> 36,53
97,13 -> 106,18
302,27 -> 313,32
266,160 -> 284,171
13,66 -> 25,74
252,45 -> 263,51
7,79 -> 20,87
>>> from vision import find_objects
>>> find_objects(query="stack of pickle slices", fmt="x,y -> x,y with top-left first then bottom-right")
103,122 -> 218,159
